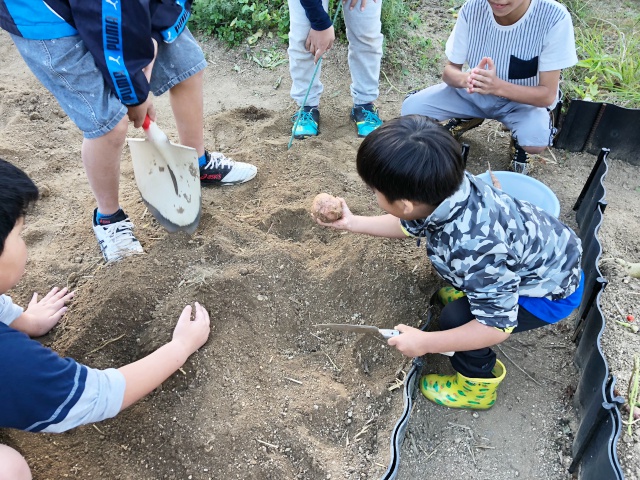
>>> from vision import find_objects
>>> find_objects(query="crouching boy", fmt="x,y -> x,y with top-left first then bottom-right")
0,159 -> 211,479
401,0 -> 578,174
315,115 -> 583,409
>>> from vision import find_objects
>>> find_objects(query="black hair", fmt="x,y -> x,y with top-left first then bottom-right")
0,159 -> 39,255
356,115 -> 465,206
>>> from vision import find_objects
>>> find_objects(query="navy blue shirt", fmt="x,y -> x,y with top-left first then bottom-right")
0,0 -> 192,106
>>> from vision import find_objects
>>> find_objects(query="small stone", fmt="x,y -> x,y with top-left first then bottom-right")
239,268 -> 249,276
39,184 -> 51,198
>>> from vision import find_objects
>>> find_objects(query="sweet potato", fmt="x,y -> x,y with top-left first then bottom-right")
311,193 -> 343,223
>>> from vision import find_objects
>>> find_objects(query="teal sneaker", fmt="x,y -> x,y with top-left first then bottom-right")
291,106 -> 320,139
350,104 -> 383,138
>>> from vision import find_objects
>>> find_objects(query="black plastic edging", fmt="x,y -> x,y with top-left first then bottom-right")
570,149 -> 625,479
555,100 -> 640,166
382,303 -> 440,480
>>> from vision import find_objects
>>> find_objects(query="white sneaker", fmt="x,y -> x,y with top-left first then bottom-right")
92,209 -> 144,263
199,151 -> 257,185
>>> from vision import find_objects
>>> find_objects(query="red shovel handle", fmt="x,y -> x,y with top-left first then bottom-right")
142,114 -> 152,130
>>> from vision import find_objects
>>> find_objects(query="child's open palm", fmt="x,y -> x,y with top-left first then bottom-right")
18,287 -> 75,337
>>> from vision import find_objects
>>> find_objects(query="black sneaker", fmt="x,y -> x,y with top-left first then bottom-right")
291,106 -> 320,139
200,150 -> 257,186
443,117 -> 484,140
350,103 -> 383,137
509,136 -> 531,175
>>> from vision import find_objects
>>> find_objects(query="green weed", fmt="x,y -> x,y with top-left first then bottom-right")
191,0 -> 289,46
563,19 -> 640,107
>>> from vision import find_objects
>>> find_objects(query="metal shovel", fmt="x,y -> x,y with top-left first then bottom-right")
314,323 -> 455,356
315,323 -> 401,339
127,115 -> 201,234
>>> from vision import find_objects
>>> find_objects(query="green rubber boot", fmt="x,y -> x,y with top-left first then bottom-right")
420,359 -> 506,410
436,286 -> 466,305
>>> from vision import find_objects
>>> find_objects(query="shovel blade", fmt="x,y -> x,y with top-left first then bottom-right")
128,138 -> 201,233
314,323 -> 381,335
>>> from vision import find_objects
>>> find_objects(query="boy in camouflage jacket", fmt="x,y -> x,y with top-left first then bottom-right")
315,115 -> 583,409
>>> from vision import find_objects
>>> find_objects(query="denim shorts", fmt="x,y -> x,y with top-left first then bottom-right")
11,29 -> 206,139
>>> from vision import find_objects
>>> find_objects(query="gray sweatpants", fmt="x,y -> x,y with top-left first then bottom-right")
401,83 -> 554,147
287,0 -> 383,107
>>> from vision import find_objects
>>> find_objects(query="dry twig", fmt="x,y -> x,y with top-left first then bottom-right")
256,439 -> 279,449
496,345 -> 542,386
86,334 -> 126,355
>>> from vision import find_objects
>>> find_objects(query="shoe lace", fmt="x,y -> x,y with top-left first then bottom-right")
204,152 -> 233,170
361,109 -> 382,125
512,145 -> 529,164
293,110 -> 317,125
101,221 -> 136,248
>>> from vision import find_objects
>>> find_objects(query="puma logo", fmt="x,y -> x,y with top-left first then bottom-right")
105,0 -> 119,10
108,55 -> 121,65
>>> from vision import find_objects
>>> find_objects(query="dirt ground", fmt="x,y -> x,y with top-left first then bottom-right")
1,15 -> 639,480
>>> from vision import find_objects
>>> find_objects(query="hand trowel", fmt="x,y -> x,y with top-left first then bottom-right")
314,323 -> 454,356
127,115 -> 201,234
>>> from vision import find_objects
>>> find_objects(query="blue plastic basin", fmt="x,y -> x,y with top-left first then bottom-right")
476,171 -> 561,218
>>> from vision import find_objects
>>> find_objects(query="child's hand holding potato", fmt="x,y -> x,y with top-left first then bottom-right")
311,193 -> 353,231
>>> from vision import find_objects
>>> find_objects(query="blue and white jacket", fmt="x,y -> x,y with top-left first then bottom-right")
0,0 -> 192,106
0,294 -> 125,433
401,173 -> 583,330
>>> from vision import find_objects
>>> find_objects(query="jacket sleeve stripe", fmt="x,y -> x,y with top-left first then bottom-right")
25,363 -> 88,432
101,0 -> 139,104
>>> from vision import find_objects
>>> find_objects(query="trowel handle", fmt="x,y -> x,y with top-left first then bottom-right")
379,329 -> 401,339
142,114 -> 169,145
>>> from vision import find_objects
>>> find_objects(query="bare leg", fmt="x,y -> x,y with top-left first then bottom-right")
522,145 -> 546,154
169,71 -> 205,157
81,116 -> 129,215
0,445 -> 32,480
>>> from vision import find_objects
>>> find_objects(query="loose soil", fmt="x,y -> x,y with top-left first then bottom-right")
1,15 -> 639,480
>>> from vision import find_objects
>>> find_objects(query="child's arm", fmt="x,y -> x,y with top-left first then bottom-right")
118,303 -> 210,410
467,57 -> 560,108
314,198 -> 406,238
387,320 -> 510,358
0,303 -> 210,434
10,287 -> 74,337
442,62 -> 471,89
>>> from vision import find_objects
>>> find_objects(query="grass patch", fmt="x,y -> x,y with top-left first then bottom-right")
191,0 -> 409,46
563,0 -> 640,107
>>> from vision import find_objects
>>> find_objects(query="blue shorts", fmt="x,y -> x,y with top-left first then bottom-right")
10,29 -> 206,139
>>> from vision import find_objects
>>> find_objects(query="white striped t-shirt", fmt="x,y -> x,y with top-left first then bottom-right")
445,0 -> 578,87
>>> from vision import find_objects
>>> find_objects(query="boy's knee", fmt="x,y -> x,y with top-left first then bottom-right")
400,94 -> 419,116
439,297 -> 473,331
521,145 -> 546,155
0,445 -> 32,480
107,116 -> 129,143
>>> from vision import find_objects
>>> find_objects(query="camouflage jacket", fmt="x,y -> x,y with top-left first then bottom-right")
401,172 -> 582,329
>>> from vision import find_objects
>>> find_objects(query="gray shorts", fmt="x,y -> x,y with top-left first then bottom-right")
11,29 -> 206,139
401,83 -> 554,147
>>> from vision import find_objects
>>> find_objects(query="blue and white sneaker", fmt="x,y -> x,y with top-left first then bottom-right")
351,103 -> 383,138
291,106 -> 320,139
